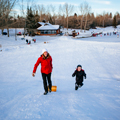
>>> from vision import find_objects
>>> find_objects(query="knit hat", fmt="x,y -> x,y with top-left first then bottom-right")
42,48 -> 48,54
77,65 -> 82,68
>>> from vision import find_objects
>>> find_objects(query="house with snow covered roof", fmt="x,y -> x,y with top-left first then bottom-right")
36,22 -> 60,35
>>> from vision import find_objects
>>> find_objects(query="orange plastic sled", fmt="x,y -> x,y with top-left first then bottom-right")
48,86 -> 57,92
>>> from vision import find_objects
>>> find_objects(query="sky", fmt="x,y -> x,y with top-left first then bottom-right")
13,0 -> 120,17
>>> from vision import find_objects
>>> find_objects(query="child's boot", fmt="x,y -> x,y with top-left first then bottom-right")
75,83 -> 78,90
79,83 -> 84,88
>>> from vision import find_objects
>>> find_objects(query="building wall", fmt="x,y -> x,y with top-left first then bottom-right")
37,29 -> 60,35
56,29 -> 60,34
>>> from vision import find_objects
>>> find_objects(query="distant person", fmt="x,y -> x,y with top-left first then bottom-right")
72,65 -> 86,90
32,49 -> 53,95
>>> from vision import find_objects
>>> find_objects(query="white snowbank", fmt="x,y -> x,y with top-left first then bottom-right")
75,32 -> 92,38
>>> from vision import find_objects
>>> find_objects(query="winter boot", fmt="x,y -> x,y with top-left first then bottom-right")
43,91 -> 48,95
79,83 -> 84,87
75,84 -> 78,90
49,89 -> 51,92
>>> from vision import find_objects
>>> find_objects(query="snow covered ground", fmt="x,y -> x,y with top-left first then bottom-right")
0,28 -> 24,36
0,26 -> 120,120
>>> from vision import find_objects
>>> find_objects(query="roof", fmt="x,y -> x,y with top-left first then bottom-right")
37,22 -> 52,26
37,24 -> 59,30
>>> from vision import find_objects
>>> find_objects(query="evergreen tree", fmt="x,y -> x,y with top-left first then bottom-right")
48,16 -> 54,24
26,7 -> 36,29
90,21 -> 96,29
113,15 -> 117,28
110,13 -> 112,18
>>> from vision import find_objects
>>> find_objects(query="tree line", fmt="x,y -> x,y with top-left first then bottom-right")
0,0 -> 120,36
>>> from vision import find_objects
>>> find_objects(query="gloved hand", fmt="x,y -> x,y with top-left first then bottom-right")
72,74 -> 74,77
32,73 -> 35,77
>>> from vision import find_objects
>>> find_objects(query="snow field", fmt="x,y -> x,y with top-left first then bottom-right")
0,28 -> 120,120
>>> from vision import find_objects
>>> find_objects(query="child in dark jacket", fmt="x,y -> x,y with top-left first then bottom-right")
72,65 -> 86,90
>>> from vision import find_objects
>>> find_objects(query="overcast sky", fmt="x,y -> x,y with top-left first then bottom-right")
13,0 -> 120,17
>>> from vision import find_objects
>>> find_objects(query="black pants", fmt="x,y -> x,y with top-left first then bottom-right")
42,73 -> 52,92
75,81 -> 83,88
75,81 -> 83,90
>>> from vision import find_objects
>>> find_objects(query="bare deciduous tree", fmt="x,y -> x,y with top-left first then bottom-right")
0,0 -> 17,36
78,3 -> 85,32
49,5 -> 57,24
78,2 -> 91,32
38,4 -> 45,22
83,2 -> 91,32
63,3 -> 74,30
57,4 -> 66,27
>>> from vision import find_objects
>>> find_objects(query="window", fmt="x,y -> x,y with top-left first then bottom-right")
40,30 -> 56,34
44,30 -> 48,34
41,31 -> 44,34
48,30 -> 51,34
51,30 -> 56,34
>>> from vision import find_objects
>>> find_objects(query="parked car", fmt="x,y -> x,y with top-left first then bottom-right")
3,32 -> 7,35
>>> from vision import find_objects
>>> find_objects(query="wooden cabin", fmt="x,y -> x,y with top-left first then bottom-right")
37,22 -> 60,35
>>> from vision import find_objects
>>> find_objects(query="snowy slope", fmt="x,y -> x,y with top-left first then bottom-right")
0,27 -> 120,120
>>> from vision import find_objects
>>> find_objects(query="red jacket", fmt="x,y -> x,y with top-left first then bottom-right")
33,54 -> 52,74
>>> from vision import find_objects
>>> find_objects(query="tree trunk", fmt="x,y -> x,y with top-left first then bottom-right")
84,15 -> 87,32
7,28 -> 9,37
67,15 -> 68,30
81,16 -> 83,32
2,29 -> 4,35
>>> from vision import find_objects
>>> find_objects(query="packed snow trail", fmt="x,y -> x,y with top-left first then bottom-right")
0,34 -> 120,120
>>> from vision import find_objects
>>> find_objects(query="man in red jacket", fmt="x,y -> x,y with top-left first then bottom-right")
32,49 -> 53,95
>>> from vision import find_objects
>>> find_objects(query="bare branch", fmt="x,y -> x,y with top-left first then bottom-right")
63,3 -> 74,29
